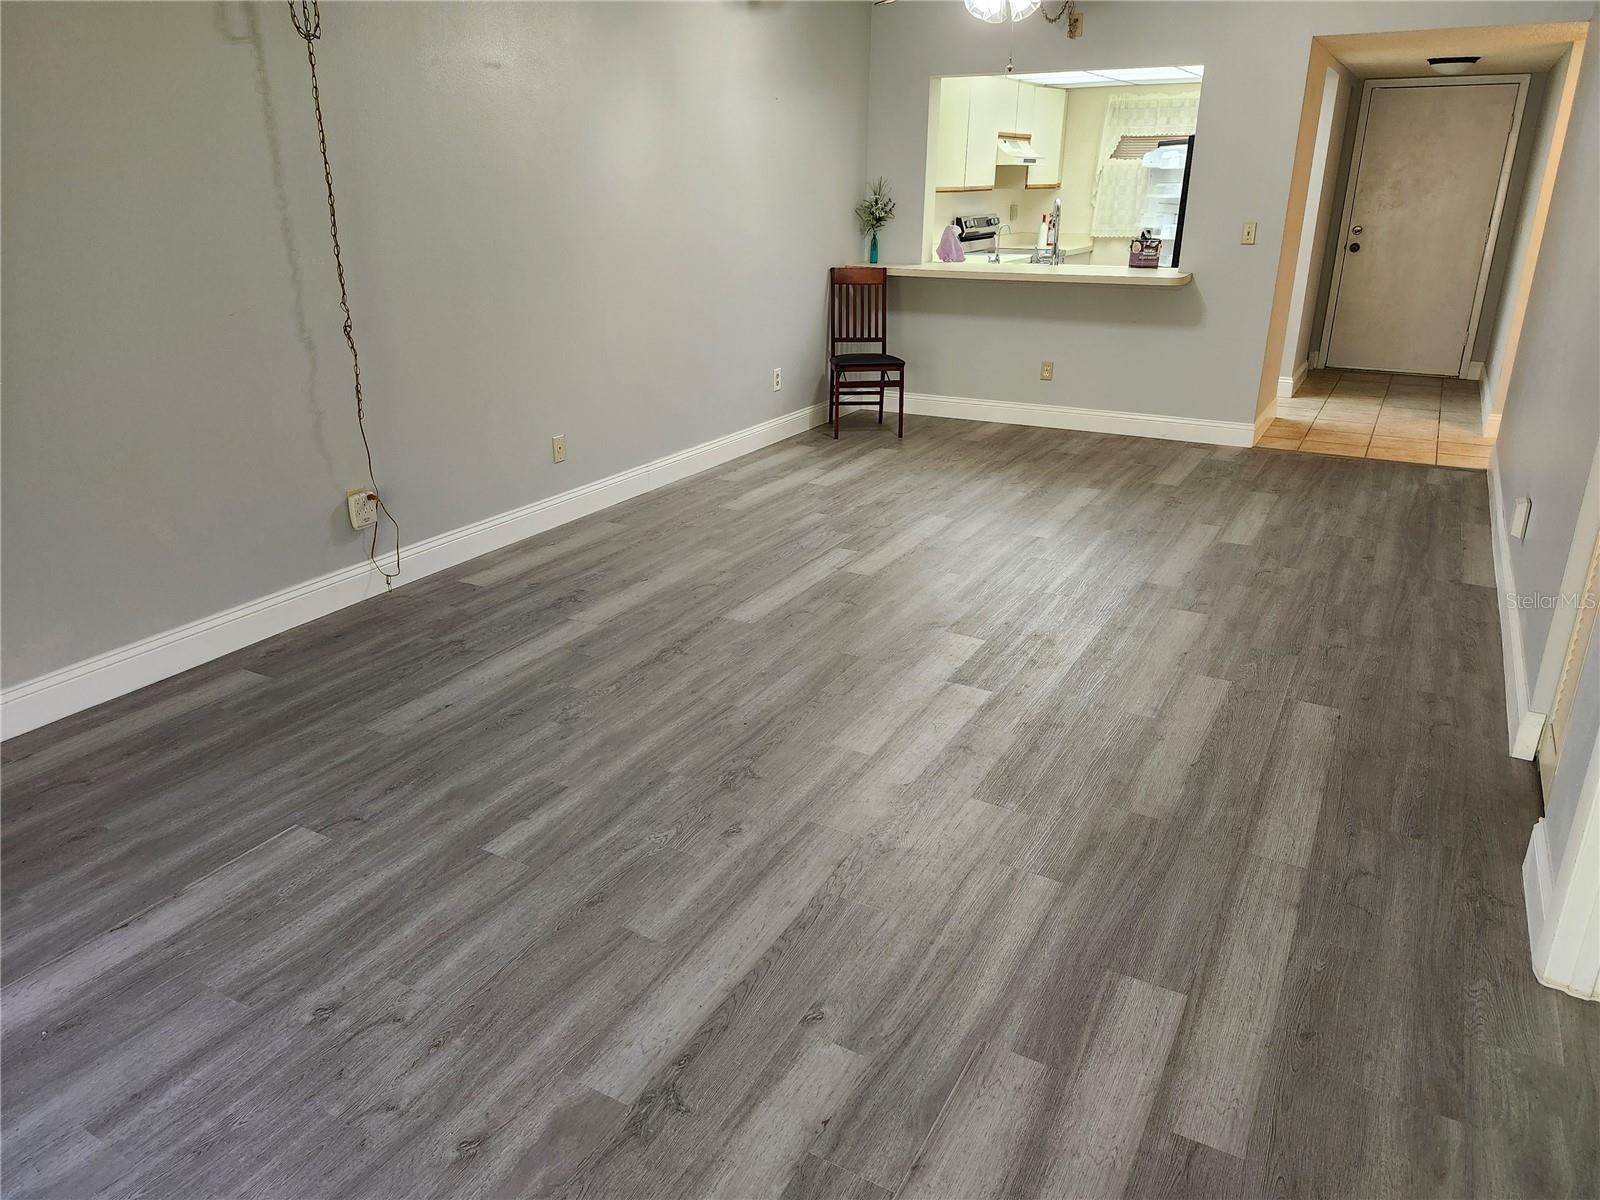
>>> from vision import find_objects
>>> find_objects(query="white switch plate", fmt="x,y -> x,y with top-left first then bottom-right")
1241,222 -> 1258,245
346,488 -> 377,530
772,367 -> 782,392
1511,496 -> 1533,540
551,434 -> 567,464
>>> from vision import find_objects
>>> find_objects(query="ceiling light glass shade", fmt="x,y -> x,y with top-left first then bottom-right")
963,0 -> 1039,22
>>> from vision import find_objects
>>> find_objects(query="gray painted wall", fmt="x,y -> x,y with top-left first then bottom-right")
1306,69 -> 1365,362
865,1 -> 1593,423
1494,11 -> 1599,709
1,1 -> 870,685
1283,65 -> 1353,380
1484,50 -> 1575,414
1473,67 -> 1552,368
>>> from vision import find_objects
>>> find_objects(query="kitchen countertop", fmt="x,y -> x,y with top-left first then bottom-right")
885,260 -> 1192,287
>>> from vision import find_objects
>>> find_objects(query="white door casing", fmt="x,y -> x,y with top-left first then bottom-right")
1322,75 -> 1527,377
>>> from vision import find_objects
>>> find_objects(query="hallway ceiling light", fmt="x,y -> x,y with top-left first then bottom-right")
1428,55 -> 1482,75
964,0 -> 1042,23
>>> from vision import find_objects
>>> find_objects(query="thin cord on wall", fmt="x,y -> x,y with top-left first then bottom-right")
287,0 -> 401,585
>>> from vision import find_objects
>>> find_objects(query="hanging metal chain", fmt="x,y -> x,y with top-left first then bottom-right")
288,0 -> 401,584
1043,0 -> 1079,32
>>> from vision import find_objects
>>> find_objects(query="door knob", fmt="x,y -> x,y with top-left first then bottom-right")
1351,225 -> 1363,234
1348,242 -> 1361,253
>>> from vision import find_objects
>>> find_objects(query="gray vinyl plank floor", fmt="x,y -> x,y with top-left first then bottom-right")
3,414 -> 1596,1199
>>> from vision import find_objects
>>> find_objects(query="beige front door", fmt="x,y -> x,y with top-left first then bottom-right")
1324,78 -> 1522,377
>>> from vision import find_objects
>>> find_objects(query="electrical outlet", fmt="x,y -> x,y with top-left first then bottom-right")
1241,221 -> 1258,246
551,434 -> 567,464
1039,360 -> 1055,382
346,488 -> 378,530
772,367 -> 782,392
1009,202 -> 1020,221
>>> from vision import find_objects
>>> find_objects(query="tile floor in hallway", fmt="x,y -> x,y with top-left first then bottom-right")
1258,370 -> 1493,469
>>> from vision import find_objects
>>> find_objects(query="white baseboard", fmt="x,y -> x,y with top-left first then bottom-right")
0,402 -> 828,740
905,392 -> 1255,448
1488,448 -> 1542,759
1525,758 -> 1600,1002
1524,817 -> 1553,945
1465,359 -> 1486,381
1275,359 -> 1309,401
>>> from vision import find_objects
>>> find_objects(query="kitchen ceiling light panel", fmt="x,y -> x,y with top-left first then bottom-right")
1013,65 -> 1206,89
1094,66 -> 1194,82
1013,70 -> 1114,86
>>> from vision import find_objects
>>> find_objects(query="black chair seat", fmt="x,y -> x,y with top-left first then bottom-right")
831,351 -> 905,369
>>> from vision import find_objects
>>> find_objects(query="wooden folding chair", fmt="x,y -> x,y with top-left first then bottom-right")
828,266 -> 904,439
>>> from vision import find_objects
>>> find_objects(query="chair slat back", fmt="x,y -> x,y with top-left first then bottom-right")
829,266 -> 888,354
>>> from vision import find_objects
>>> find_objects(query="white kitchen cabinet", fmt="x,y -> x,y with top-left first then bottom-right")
962,75 -> 1017,190
1010,82 -> 1035,138
935,76 -> 1058,192
1025,85 -> 1066,188
934,77 -> 971,191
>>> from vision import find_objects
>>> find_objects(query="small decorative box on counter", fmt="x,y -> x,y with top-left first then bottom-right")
1128,229 -> 1162,269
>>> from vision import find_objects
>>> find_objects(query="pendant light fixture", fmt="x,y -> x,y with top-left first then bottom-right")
963,0 -> 1042,23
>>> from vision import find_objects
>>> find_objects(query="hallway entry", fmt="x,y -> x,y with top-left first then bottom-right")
1260,368 -> 1490,468
1322,76 -> 1525,378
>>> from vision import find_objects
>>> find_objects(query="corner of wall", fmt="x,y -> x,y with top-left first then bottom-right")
1526,735 -> 1600,1001
1275,359 -> 1308,402
1489,447 -> 1544,759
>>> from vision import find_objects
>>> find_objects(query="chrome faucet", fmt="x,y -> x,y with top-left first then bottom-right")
987,224 -> 1011,263
1030,199 -> 1064,266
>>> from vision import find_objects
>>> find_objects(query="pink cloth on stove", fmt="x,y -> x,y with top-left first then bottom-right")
936,225 -> 965,262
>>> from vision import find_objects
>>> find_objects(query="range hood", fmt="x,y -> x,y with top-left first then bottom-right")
996,134 -> 1040,165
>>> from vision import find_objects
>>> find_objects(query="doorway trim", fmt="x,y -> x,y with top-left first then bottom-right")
1318,73 -> 1529,380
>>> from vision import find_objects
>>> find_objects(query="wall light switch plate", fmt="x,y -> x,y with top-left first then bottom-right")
346,488 -> 378,530
1241,222 -> 1258,245
551,434 -> 567,464
1511,496 -> 1533,540
1039,360 -> 1055,381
